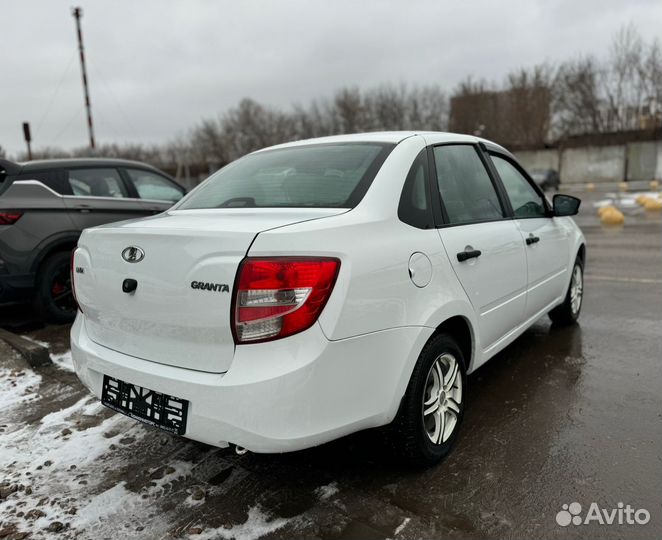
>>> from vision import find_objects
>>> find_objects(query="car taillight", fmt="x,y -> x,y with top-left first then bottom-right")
71,249 -> 81,311
233,257 -> 340,343
0,211 -> 23,225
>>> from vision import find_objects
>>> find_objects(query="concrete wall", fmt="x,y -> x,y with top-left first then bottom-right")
561,145 -> 625,184
627,141 -> 660,182
517,140 -> 662,185
515,149 -> 559,173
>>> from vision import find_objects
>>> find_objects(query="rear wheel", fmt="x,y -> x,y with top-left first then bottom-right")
34,251 -> 77,324
391,333 -> 466,466
549,257 -> 583,325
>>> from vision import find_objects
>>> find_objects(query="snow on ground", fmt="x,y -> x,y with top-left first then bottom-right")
49,350 -> 74,372
0,359 -> 189,539
594,191 -> 661,208
1,337 -> 305,539
394,516 -> 411,535
0,367 -> 41,410
315,482 -> 339,501
0,349 -> 295,540
189,506 -> 291,540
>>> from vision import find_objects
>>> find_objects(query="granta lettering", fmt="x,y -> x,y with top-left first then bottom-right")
191,281 -> 230,293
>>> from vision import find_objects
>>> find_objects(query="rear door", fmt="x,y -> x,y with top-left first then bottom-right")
62,167 -> 148,228
488,153 -> 569,319
430,144 -> 528,353
122,168 -> 185,214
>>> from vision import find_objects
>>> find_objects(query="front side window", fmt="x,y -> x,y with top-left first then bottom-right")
126,169 -> 183,202
491,155 -> 546,218
433,145 -> 504,225
67,168 -> 127,198
177,143 -> 393,209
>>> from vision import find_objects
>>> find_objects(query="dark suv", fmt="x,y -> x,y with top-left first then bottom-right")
0,158 -> 185,323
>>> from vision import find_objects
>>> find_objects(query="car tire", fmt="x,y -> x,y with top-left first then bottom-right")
549,257 -> 584,326
391,333 -> 467,467
34,251 -> 77,324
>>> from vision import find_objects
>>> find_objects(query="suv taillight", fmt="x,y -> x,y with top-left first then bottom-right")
233,257 -> 340,343
0,211 -> 23,225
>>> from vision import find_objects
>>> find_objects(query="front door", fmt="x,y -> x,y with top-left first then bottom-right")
489,154 -> 569,319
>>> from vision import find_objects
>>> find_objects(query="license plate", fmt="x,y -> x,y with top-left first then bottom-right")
101,375 -> 188,435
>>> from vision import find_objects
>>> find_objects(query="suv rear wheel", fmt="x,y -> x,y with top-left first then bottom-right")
34,251 -> 77,324
391,333 -> 467,466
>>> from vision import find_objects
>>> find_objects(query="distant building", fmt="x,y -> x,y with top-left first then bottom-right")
449,86 -> 552,149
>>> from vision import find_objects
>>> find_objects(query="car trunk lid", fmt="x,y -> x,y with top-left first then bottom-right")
74,208 -> 345,372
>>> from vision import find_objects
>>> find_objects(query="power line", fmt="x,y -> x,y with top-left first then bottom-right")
34,49 -> 77,140
91,64 -> 140,141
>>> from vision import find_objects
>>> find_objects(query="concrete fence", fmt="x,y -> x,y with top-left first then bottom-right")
516,140 -> 662,185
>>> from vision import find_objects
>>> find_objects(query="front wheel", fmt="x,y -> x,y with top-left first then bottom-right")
391,333 -> 467,466
549,258 -> 583,325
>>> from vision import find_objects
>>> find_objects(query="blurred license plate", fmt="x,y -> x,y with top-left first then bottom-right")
101,375 -> 188,435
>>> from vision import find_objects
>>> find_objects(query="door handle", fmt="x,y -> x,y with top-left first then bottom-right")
457,249 -> 482,262
526,235 -> 540,245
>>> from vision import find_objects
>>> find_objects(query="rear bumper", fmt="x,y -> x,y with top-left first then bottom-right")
0,272 -> 35,303
71,314 -> 432,453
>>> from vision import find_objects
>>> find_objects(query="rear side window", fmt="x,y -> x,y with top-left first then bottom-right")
15,171 -> 71,195
432,145 -> 504,225
67,168 -> 127,198
398,150 -> 433,229
491,155 -> 546,218
178,143 -> 394,209
125,169 -> 183,202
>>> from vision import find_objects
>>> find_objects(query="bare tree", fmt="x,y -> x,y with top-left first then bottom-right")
553,56 -> 604,136
602,23 -> 647,131
554,24 -> 661,136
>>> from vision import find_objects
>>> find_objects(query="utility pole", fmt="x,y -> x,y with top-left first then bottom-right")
72,7 -> 96,149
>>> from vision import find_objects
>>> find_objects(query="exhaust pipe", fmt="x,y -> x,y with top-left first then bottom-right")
234,445 -> 248,455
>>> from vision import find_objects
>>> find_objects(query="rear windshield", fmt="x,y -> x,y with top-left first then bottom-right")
177,143 -> 394,209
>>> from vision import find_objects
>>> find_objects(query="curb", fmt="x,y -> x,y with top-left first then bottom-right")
0,328 -> 52,367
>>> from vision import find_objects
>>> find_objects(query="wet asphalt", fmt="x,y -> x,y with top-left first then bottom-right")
0,191 -> 660,539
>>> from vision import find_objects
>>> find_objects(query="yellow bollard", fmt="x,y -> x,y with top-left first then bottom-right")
644,198 -> 662,211
586,182 -> 595,192
600,207 -> 625,225
597,205 -> 615,216
650,180 -> 660,191
618,182 -> 628,192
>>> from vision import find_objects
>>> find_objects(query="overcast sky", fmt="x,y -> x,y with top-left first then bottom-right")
2,0 -> 660,157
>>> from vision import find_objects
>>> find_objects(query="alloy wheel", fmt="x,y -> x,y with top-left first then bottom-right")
422,353 -> 463,444
570,264 -> 583,316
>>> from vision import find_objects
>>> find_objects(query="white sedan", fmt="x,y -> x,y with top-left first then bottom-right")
71,132 -> 584,465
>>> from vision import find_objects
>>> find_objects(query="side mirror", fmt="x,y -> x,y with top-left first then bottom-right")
553,194 -> 581,217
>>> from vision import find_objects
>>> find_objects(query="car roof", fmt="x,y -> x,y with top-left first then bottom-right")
17,158 -> 163,173
256,131 -> 509,153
